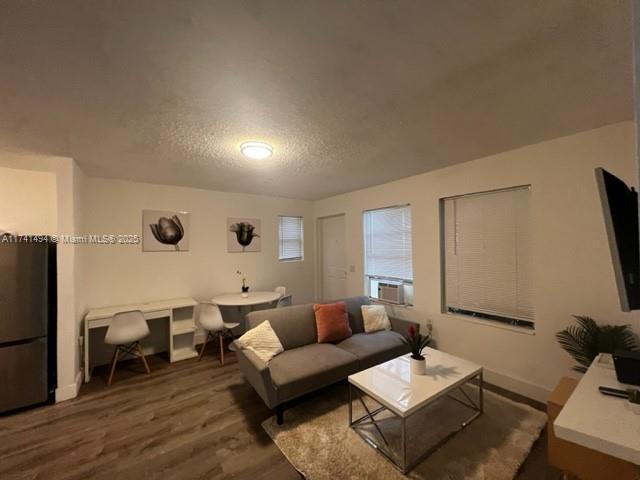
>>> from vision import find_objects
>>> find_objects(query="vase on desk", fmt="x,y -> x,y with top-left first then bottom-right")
237,270 -> 250,298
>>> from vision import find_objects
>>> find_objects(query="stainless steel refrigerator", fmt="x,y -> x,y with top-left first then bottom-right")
0,239 -> 56,414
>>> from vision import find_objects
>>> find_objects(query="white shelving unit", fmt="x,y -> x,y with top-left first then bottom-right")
169,305 -> 198,363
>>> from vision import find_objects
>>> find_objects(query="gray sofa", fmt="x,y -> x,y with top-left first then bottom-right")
234,296 -> 418,424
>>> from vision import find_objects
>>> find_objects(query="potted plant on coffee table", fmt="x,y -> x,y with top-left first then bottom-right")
402,324 -> 431,375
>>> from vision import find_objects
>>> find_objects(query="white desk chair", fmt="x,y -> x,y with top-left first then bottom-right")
104,310 -> 151,386
271,286 -> 288,308
198,302 -> 239,365
276,295 -> 293,308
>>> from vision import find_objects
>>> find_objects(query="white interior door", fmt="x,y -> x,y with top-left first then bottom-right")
318,214 -> 347,301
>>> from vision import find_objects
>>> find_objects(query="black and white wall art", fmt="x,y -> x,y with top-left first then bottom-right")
143,210 -> 190,251
228,218 -> 261,252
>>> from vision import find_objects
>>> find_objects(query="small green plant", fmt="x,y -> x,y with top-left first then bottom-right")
627,389 -> 640,405
556,316 -> 638,373
402,324 -> 431,360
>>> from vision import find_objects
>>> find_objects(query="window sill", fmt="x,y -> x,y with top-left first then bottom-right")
445,312 -> 536,336
278,258 -> 304,263
370,298 -> 414,309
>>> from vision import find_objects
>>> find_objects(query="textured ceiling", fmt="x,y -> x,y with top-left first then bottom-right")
0,0 -> 634,200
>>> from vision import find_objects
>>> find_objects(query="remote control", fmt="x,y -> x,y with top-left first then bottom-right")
598,386 -> 629,399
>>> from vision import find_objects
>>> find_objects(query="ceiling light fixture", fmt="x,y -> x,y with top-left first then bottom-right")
240,141 -> 273,160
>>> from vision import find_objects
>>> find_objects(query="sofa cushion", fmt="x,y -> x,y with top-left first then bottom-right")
336,296 -> 370,333
268,343 -> 359,403
245,297 -> 373,349
246,304 -> 317,350
361,304 -> 391,333
314,301 -> 352,343
235,320 -> 283,363
341,296 -> 370,334
336,331 -> 409,369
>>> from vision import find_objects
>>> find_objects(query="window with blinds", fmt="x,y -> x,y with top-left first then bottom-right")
278,216 -> 304,261
442,186 -> 534,329
363,205 -> 413,304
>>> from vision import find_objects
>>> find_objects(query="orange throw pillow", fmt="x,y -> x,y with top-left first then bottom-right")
314,301 -> 352,343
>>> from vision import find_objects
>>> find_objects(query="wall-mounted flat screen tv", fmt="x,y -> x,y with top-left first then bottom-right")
595,167 -> 640,311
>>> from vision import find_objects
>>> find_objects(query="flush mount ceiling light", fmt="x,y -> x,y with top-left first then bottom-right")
240,141 -> 273,160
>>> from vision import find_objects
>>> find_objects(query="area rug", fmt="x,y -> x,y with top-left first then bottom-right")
262,384 -> 547,479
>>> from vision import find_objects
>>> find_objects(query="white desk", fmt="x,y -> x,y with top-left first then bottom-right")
83,297 -> 198,383
210,291 -> 281,307
554,354 -> 640,465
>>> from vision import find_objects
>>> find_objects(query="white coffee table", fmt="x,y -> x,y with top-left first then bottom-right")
348,348 -> 483,473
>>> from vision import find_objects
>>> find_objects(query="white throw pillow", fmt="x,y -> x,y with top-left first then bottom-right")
236,320 -> 284,363
361,305 -> 391,333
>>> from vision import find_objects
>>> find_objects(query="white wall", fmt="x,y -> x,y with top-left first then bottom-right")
0,166 -> 57,234
81,177 -> 315,316
73,163 -> 87,381
314,121 -> 640,402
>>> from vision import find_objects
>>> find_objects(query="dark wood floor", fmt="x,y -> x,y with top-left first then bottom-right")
0,348 -> 561,479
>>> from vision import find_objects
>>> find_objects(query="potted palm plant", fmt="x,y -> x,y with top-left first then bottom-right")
402,324 -> 431,375
556,315 -> 638,373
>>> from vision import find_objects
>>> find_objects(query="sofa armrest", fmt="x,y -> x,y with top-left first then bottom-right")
389,316 -> 420,336
234,343 -> 278,409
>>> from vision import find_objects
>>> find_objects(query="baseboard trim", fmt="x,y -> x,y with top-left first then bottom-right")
55,370 -> 83,403
483,368 -> 551,404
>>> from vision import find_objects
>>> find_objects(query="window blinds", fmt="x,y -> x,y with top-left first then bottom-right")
363,205 -> 413,281
279,216 -> 304,261
443,187 -> 533,321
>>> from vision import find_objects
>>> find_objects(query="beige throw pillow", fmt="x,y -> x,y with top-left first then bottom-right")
361,305 -> 391,333
236,320 -> 284,363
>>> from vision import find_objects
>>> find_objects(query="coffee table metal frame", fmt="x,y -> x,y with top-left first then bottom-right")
348,369 -> 484,474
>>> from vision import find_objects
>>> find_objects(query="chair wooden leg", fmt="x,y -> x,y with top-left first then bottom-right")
137,342 -> 151,374
107,346 -> 120,386
198,332 -> 210,361
218,333 -> 224,366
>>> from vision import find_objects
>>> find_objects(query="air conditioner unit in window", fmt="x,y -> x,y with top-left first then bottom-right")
378,282 -> 404,304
